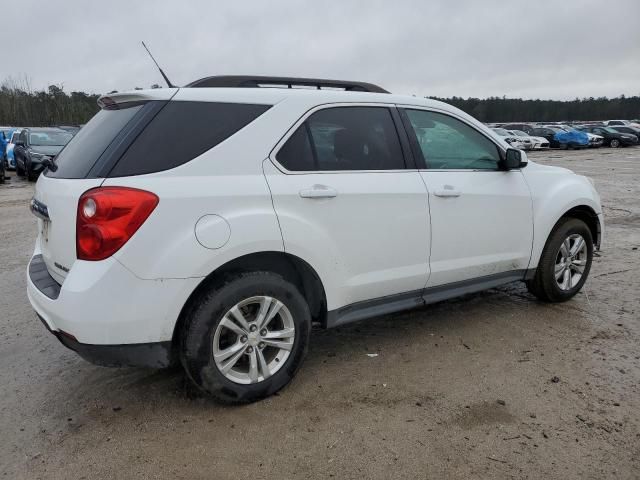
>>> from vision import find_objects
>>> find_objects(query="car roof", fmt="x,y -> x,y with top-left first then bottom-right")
99,86 -> 457,114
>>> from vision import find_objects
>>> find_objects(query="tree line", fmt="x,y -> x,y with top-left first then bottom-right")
1,76 -> 638,126
429,95 -> 640,123
0,77 -> 100,127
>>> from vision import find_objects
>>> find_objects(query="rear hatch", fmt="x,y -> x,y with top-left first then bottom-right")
32,89 -> 177,283
34,176 -> 103,283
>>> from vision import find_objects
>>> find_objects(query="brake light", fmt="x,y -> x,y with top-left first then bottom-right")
76,187 -> 158,261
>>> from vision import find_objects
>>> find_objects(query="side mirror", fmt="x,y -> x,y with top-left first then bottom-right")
501,148 -> 526,170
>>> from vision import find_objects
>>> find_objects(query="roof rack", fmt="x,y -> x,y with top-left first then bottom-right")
185,75 -> 389,93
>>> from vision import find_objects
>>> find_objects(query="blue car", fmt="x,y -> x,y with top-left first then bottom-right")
3,128 -> 19,169
0,128 -> 14,167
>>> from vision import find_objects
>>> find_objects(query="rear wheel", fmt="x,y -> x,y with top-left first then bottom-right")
180,271 -> 311,404
527,218 -> 593,302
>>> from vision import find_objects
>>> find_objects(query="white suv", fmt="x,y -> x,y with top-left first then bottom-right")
27,76 -> 603,403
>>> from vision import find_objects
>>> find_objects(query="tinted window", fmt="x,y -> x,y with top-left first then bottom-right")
276,124 -> 315,171
109,101 -> 270,177
276,107 -> 405,171
47,103 -> 143,178
404,110 -> 500,170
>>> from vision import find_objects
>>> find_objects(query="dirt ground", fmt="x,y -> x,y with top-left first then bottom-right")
1,148 -> 638,480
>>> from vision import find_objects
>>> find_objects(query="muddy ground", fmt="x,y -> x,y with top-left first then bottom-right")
1,148 -> 638,479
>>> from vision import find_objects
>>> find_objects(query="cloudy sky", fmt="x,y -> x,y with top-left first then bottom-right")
5,0 -> 639,99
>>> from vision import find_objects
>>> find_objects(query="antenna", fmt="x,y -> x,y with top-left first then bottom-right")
141,41 -> 175,88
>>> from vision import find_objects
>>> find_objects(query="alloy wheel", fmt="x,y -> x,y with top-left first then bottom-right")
554,234 -> 588,291
212,296 -> 295,384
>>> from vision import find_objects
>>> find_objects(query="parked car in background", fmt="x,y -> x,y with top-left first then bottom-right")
528,126 -> 586,149
501,123 -> 534,134
610,125 -> 640,138
0,127 -> 14,169
606,120 -> 640,129
557,125 -> 603,148
5,129 -> 22,170
529,127 -> 562,148
14,128 -> 74,181
491,128 -> 527,149
576,126 -> 639,148
545,126 -> 589,149
509,130 -> 549,150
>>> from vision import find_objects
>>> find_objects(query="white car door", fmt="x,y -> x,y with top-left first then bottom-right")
264,105 -> 431,314
400,107 -> 533,288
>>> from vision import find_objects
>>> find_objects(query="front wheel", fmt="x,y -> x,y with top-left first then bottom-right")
180,271 -> 311,404
527,218 -> 593,302
610,139 -> 621,148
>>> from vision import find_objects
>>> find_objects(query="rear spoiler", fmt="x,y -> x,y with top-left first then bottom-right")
97,88 -> 179,109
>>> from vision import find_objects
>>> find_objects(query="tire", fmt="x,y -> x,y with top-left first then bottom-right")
16,160 -> 24,177
527,218 -> 593,302
180,271 -> 311,404
610,139 -> 621,148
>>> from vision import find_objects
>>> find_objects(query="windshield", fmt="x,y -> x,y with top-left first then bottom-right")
29,131 -> 73,146
603,127 -> 619,133
512,130 -> 528,137
492,128 -> 509,136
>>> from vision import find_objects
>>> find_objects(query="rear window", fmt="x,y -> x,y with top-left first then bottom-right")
47,101 -> 270,179
108,101 -> 271,177
47,103 -> 144,179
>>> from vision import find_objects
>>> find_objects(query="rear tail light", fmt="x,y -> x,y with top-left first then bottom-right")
76,187 -> 158,261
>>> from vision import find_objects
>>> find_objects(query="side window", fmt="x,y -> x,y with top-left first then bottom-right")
109,101 -> 271,177
403,109 -> 500,170
276,107 -> 405,171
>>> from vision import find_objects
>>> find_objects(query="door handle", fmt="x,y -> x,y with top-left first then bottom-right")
433,185 -> 461,197
299,185 -> 338,199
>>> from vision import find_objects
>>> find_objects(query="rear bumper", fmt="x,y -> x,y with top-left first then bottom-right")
27,245 -> 201,366
37,313 -> 173,367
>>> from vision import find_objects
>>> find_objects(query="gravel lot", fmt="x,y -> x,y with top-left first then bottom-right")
1,148 -> 639,479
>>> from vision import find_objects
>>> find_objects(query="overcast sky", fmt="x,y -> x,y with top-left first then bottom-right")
4,0 -> 639,99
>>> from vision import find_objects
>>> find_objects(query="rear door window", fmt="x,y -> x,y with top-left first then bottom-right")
276,106 -> 406,171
